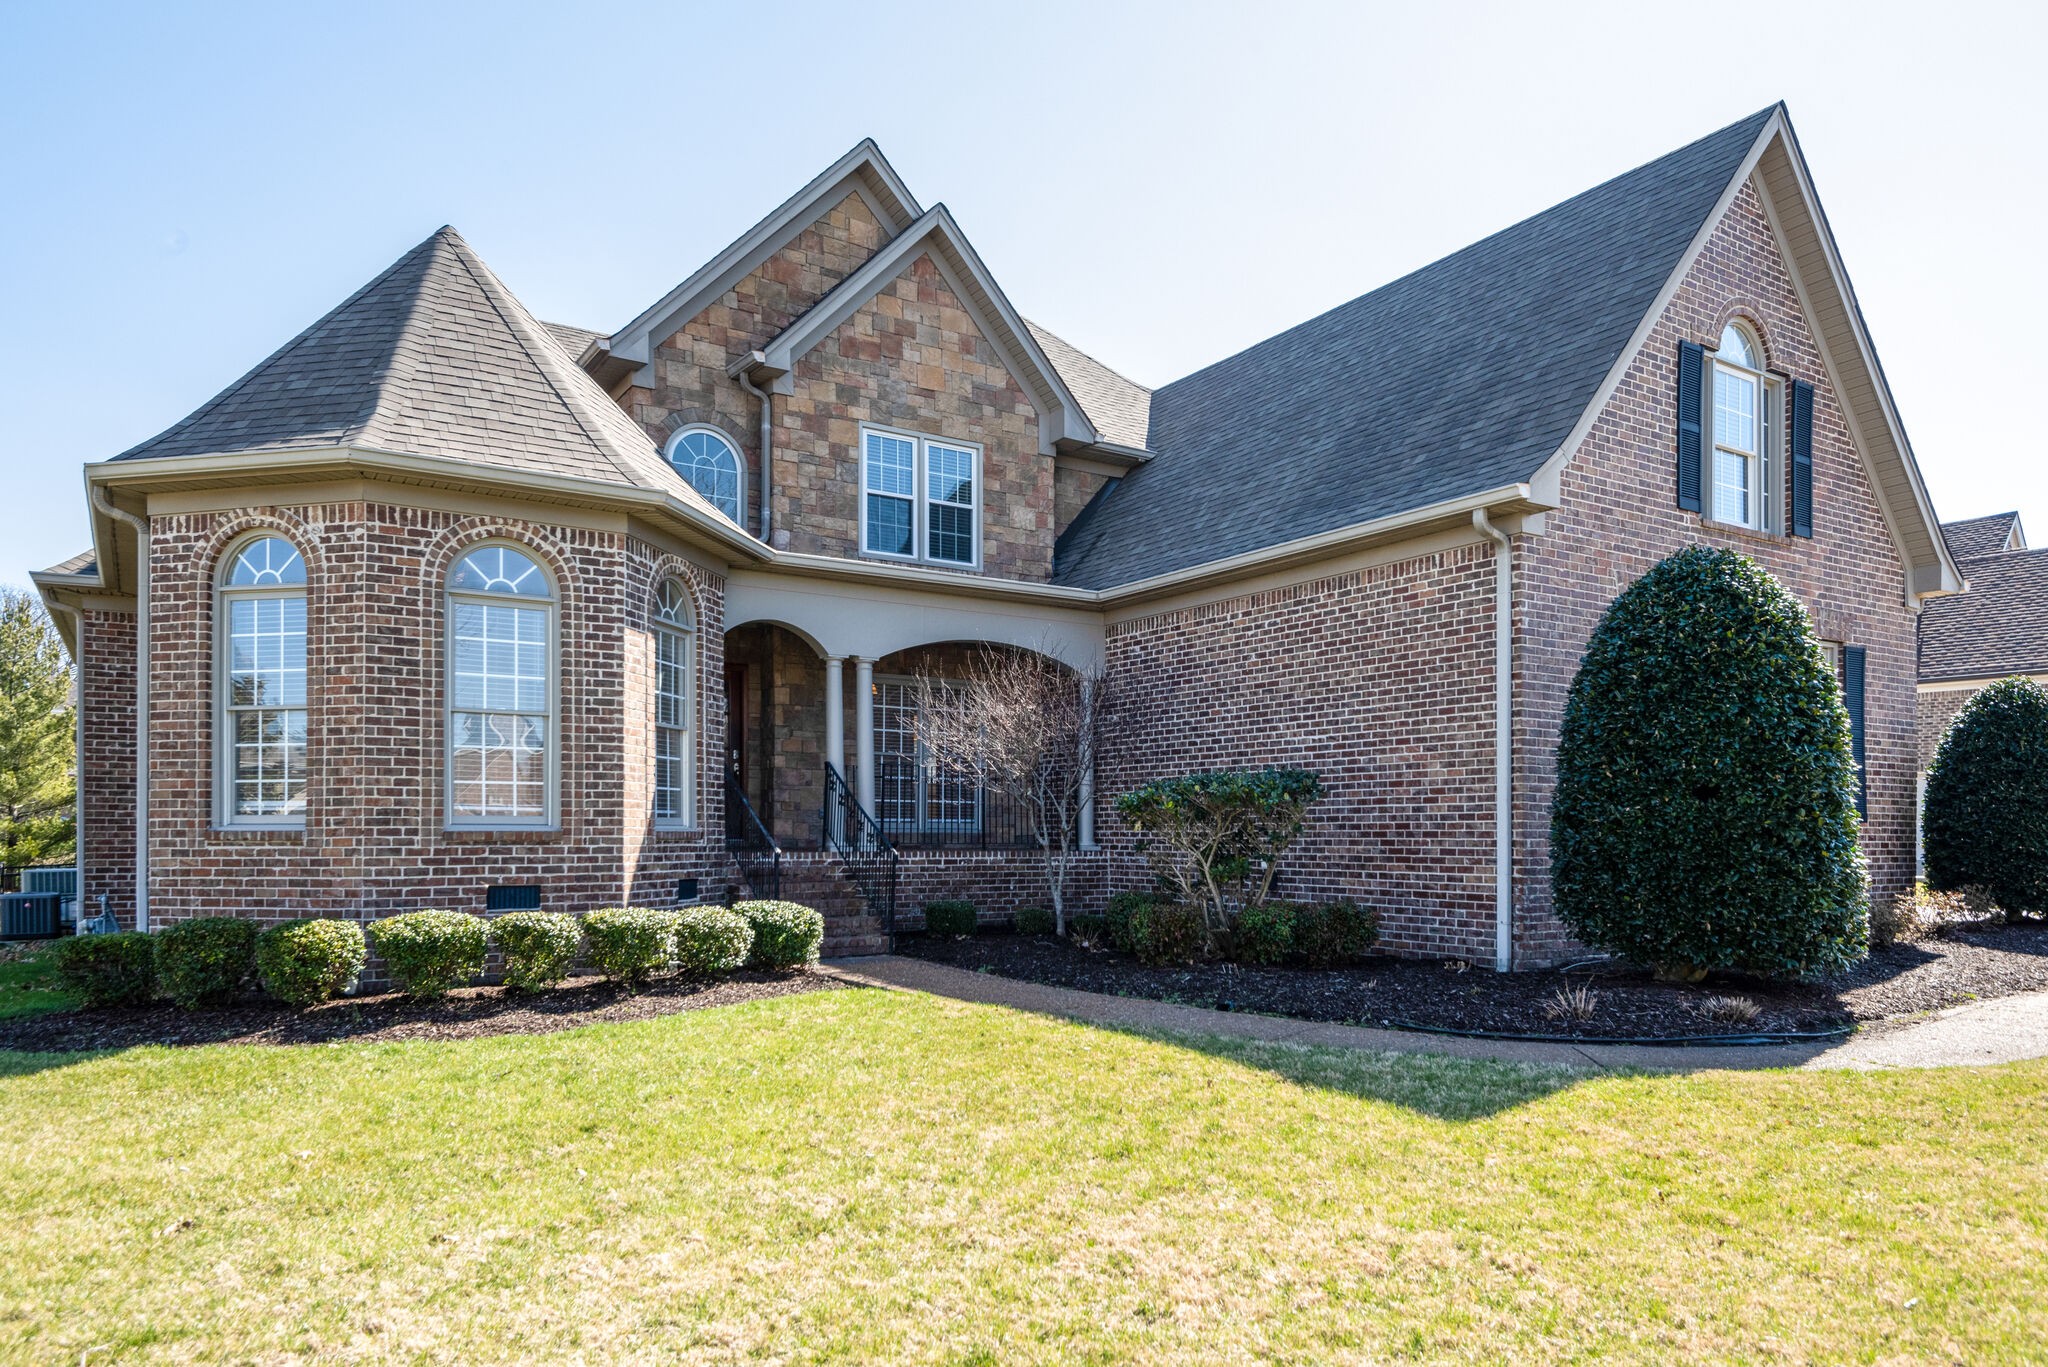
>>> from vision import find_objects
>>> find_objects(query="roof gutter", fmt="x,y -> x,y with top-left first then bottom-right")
89,483 -> 148,932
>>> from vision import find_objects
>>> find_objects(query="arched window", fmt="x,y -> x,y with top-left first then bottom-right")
652,579 -> 695,826
665,427 -> 745,526
1710,320 -> 1778,532
218,534 -> 308,826
447,544 -> 555,826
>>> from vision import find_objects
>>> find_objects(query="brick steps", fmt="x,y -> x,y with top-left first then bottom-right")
737,855 -> 889,958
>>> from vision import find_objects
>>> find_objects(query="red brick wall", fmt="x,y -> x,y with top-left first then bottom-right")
1916,685 -> 1981,771
1514,181 -> 1921,961
894,849 -> 1108,928
1100,545 -> 1501,960
79,608 -> 137,926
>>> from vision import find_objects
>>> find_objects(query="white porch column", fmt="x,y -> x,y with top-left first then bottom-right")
823,656 -> 845,842
854,656 -> 876,817
1078,676 -> 1097,850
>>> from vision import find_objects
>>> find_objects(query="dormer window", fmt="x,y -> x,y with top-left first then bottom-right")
861,427 -> 980,569
1708,321 -> 1780,532
665,426 -> 745,526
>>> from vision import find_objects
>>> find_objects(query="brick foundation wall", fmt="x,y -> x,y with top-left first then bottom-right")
892,849 -> 1108,929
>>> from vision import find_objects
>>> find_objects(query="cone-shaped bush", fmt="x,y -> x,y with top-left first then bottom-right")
1551,547 -> 1867,979
1922,676 -> 2048,918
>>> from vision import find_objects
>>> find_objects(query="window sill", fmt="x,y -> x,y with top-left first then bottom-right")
440,827 -> 563,844
1698,516 -> 1790,548
208,827 -> 307,844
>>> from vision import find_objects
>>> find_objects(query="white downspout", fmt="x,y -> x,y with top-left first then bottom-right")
46,601 -> 85,925
736,359 -> 774,543
1473,509 -> 1513,973
91,486 -> 148,932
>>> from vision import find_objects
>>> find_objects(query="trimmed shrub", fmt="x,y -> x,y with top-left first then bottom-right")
492,912 -> 582,991
1128,901 -> 1208,966
1114,768 -> 1324,934
54,932 -> 156,1007
1551,547 -> 1867,980
671,906 -> 753,976
1231,902 -> 1295,965
154,916 -> 258,1009
581,907 -> 674,987
732,900 -> 824,968
1068,913 -> 1108,947
1103,891 -> 1154,953
1013,906 -> 1056,937
1923,676 -> 2048,921
923,899 -> 977,937
255,919 -> 365,1007
367,910 -> 488,998
1290,902 -> 1379,967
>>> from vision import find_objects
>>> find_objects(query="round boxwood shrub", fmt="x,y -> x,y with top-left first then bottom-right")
255,918 -> 365,1007
1230,902 -> 1295,965
671,906 -> 753,976
731,900 -> 823,968
923,899 -> 977,937
154,916 -> 258,1009
1013,906 -> 1056,937
1290,902 -> 1378,967
1923,676 -> 2048,920
1128,901 -> 1207,966
1103,891 -> 1154,954
581,907 -> 674,987
491,911 -> 582,991
1551,547 -> 1867,980
367,909 -> 488,998
54,931 -> 157,1007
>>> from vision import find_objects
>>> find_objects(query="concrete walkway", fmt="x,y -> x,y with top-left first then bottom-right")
821,955 -> 2048,1072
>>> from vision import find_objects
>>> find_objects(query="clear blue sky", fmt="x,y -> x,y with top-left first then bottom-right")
4,0 -> 2042,590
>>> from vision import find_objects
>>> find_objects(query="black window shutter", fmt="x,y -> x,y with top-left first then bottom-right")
1676,341 -> 1705,512
1842,645 -> 1867,818
1790,379 -> 1815,538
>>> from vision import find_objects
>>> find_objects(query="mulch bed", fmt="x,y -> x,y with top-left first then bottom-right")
0,969 -> 846,1053
899,921 -> 2048,1041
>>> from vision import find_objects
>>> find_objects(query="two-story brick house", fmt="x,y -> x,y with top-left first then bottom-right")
34,103 -> 1959,967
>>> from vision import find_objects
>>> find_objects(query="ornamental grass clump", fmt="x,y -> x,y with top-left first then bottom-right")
367,910 -> 488,998
53,932 -> 156,1007
255,918 -> 365,1007
154,916 -> 258,1009
491,911 -> 582,991
731,901 -> 824,968
580,907 -> 674,988
1922,676 -> 2048,922
1551,547 -> 1867,981
670,906 -> 753,976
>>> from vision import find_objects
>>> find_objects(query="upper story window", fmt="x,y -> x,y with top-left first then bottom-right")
652,578 -> 695,827
861,427 -> 980,569
666,426 -> 745,526
447,544 -> 555,827
218,535 -> 309,827
1709,321 -> 1780,532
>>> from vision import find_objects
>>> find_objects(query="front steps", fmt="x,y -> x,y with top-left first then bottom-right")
739,853 -> 888,957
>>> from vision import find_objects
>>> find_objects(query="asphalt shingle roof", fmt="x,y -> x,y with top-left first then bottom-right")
1051,108 -> 1776,589
1023,321 -> 1151,450
1941,511 -> 2024,560
1919,547 -> 2048,681
40,549 -> 97,577
111,229 -> 724,522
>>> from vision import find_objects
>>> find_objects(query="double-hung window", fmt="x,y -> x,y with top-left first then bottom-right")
652,579 -> 695,826
1708,322 -> 1781,532
217,535 -> 308,826
861,427 -> 981,568
447,544 -> 555,827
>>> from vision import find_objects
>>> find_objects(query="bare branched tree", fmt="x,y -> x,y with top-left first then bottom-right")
911,646 -> 1112,935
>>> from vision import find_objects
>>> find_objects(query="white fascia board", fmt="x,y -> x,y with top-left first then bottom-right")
759,206 -> 1097,453
604,140 -> 923,381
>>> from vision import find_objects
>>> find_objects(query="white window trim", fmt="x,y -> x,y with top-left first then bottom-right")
652,581 -> 697,831
214,535 -> 309,830
664,424 -> 746,528
444,542 -> 560,831
1705,324 -> 1783,534
858,424 -> 983,571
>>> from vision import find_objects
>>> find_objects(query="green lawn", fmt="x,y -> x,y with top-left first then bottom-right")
0,942 -> 72,1019
1,988 -> 2043,1364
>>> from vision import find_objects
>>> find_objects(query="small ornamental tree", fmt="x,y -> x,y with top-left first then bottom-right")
1551,547 -> 1867,981
1923,676 -> 2048,920
1113,768 -> 1324,944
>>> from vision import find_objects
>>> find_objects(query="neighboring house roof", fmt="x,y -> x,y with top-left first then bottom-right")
1024,321 -> 1151,451
1051,109 -> 1777,589
1919,547 -> 2048,681
1942,511 -> 2027,560
40,549 -> 98,578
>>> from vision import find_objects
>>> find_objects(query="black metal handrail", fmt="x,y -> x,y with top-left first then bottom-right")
823,763 -> 899,944
877,774 -> 1039,851
724,772 -> 781,901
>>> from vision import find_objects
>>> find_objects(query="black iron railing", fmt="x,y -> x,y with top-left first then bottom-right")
823,763 -> 899,941
724,772 -> 781,901
876,777 -> 1040,851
